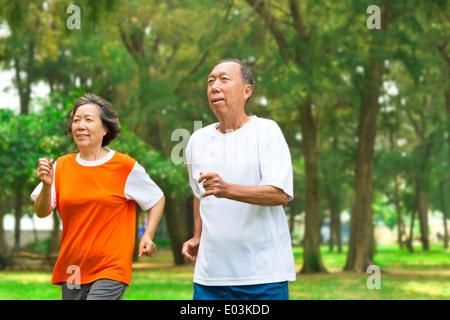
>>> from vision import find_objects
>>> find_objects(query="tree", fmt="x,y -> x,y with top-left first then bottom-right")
431,2 -> 450,249
1,0 -> 44,249
0,91 -> 75,250
111,0 -> 240,264
245,0 -> 330,274
343,0 -> 393,272
376,0 -> 450,252
376,107 -> 409,249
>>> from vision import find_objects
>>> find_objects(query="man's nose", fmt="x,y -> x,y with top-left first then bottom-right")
210,81 -> 221,93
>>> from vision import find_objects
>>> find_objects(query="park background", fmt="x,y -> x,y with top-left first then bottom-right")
0,0 -> 449,299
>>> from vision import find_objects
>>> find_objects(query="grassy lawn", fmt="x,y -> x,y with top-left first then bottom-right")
0,244 -> 448,300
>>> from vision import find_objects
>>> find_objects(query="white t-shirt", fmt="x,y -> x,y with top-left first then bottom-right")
30,149 -> 163,211
186,116 -> 296,286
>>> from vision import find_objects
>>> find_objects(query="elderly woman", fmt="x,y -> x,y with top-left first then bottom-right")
31,93 -> 165,300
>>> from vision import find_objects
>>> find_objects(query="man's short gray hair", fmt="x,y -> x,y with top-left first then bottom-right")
215,58 -> 255,102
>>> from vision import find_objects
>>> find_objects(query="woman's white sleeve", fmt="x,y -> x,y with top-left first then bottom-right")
124,161 -> 164,211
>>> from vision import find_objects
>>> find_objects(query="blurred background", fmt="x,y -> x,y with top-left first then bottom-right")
0,0 -> 448,280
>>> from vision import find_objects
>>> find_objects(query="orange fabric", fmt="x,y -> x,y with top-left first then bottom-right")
53,152 -> 136,286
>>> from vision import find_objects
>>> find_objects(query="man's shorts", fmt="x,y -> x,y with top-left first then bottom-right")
61,278 -> 128,300
193,281 -> 289,300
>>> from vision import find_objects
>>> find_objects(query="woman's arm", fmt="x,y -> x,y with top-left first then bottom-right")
138,195 -> 165,257
34,159 -> 54,218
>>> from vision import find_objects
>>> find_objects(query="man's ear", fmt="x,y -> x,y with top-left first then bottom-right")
244,84 -> 253,101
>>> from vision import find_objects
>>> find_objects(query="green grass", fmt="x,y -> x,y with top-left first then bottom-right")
1,244 -> 448,300
0,272 -> 61,300
290,244 -> 450,300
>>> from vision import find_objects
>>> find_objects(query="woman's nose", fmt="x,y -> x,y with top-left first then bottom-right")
76,120 -> 87,129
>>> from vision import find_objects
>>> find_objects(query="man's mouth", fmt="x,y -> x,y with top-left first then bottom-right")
211,97 -> 225,104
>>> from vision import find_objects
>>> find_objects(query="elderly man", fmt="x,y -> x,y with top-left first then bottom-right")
182,58 -> 295,300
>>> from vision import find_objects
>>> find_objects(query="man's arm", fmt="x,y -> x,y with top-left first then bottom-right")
199,172 -> 289,206
192,196 -> 202,238
181,196 -> 202,262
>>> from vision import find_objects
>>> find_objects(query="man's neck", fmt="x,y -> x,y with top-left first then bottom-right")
217,113 -> 251,134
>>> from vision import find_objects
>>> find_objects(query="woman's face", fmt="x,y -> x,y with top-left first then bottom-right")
71,104 -> 107,151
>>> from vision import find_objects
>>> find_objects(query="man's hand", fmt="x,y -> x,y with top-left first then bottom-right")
182,237 -> 200,262
138,235 -> 157,257
198,172 -> 229,198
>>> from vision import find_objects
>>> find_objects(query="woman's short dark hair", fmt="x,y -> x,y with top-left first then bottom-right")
67,93 -> 121,147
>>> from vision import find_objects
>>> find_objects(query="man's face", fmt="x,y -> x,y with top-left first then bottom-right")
207,62 -> 252,118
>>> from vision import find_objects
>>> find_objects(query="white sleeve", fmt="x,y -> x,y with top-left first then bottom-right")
258,121 -> 294,201
186,138 -> 201,199
30,161 -> 57,209
124,161 -> 164,211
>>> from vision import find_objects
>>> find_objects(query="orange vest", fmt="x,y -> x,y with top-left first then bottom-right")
53,152 -> 136,285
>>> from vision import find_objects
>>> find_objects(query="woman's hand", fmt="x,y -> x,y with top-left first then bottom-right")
34,158 -> 54,218
37,158 -> 54,187
138,235 -> 157,257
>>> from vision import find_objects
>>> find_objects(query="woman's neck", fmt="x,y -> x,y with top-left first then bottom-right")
79,147 -> 109,161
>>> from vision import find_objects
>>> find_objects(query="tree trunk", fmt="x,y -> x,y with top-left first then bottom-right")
288,202 -> 298,235
133,208 -> 142,262
418,188 -> 430,251
394,176 -> 406,249
444,90 -> 450,249
299,99 -> 327,273
406,98 -> 433,251
406,209 -> 416,253
164,197 -> 192,265
323,137 -> 342,253
344,0 -> 392,273
50,210 -> 60,254
0,242 -> 5,270
406,181 -> 420,253
136,67 -> 163,151
439,180 -> 449,249
0,196 -> 7,259
13,38 -> 35,116
328,193 -> 342,254
14,188 -> 24,249
344,58 -> 385,272
389,123 -> 406,249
